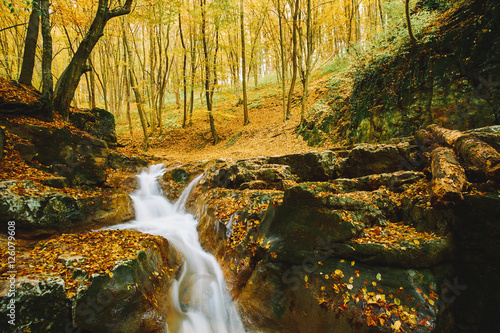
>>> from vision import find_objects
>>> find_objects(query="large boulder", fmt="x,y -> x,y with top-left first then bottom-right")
337,144 -> 402,178
0,231 -> 182,332
257,183 -> 400,261
72,241 -> 180,332
205,159 -> 296,190
0,277 -> 71,332
108,151 -> 149,172
188,155 -> 459,332
238,260 -> 451,333
267,151 -> 338,181
69,108 -> 117,146
2,120 -> 109,185
0,181 -> 134,237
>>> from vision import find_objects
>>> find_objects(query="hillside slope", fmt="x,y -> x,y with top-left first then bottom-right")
301,0 -> 500,146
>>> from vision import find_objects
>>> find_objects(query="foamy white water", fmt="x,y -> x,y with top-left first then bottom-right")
111,164 -> 245,333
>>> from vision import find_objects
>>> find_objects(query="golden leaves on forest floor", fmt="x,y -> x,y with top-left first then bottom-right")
0,77 -> 40,104
0,132 -> 54,182
351,222 -> 446,249
116,72 -> 334,166
6,111 -> 96,140
0,230 -> 163,297
0,134 -> 101,199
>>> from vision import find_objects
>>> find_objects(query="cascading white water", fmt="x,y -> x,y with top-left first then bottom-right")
111,164 -> 245,333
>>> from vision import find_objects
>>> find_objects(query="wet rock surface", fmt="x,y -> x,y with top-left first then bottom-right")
0,180 -> 134,238
1,118 -> 109,186
0,232 -> 181,332
69,108 -> 117,147
189,140 -> 499,332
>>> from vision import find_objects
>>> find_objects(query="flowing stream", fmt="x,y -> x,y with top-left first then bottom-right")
111,164 -> 245,333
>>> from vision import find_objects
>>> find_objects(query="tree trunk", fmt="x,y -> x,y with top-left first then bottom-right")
405,0 -> 417,44
240,0 -> 249,125
157,24 -> 171,135
427,124 -> 500,182
120,25 -> 133,144
123,19 -> 148,150
430,147 -> 466,206
285,0 -> 300,121
40,0 -> 52,104
300,0 -> 313,123
53,0 -> 133,118
378,0 -> 385,29
277,0 -> 287,121
189,21 -> 196,126
201,0 -> 220,145
179,13 -> 188,129
18,0 -> 40,86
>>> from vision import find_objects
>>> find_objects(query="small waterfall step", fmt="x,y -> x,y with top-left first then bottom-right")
111,164 -> 245,333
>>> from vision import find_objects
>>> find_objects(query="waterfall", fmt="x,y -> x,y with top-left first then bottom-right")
111,164 -> 245,333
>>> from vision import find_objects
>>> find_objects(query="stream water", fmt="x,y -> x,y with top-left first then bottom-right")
111,164 -> 245,333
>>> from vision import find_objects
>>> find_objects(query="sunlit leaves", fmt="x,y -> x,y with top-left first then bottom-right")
0,229 -> 164,297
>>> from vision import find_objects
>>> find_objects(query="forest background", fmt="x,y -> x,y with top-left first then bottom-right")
0,0 -> 446,151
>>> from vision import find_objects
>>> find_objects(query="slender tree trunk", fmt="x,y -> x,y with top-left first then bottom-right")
18,0 -> 40,86
300,0 -> 313,123
122,28 -> 133,143
406,0 -> 417,44
157,24 -> 171,135
189,30 -> 196,126
201,0 -> 220,144
148,24 -> 157,135
179,13 -> 188,128
378,0 -> 385,29
125,71 -> 133,143
123,19 -> 149,150
40,0 -> 52,104
286,0 -> 300,121
278,0 -> 287,121
240,0 -> 249,125
89,64 -> 96,109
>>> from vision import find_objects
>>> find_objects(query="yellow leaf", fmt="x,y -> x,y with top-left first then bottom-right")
391,320 -> 402,332
109,272 -> 113,278
305,275 -> 308,282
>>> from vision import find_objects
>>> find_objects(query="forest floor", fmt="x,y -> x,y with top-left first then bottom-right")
115,72 -> 334,166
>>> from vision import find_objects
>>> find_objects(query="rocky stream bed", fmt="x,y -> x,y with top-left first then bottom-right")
1,123 -> 499,332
